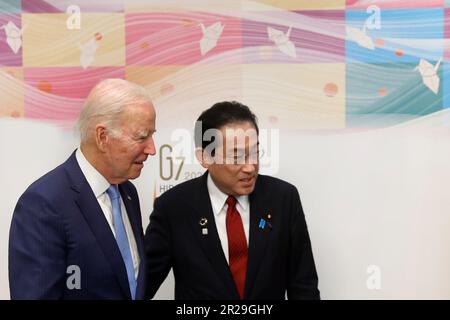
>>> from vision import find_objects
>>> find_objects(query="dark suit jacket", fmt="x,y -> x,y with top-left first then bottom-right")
8,151 -> 146,299
144,172 -> 320,299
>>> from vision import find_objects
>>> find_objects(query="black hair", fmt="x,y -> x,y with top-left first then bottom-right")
195,101 -> 259,149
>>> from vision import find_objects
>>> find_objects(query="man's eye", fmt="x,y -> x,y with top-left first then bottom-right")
138,135 -> 148,141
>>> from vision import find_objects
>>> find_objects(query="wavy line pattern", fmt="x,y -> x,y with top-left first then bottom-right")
0,1 -> 449,129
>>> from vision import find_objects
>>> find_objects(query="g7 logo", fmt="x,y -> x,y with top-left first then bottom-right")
159,144 -> 185,181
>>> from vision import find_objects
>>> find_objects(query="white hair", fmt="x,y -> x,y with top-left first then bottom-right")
76,78 -> 153,143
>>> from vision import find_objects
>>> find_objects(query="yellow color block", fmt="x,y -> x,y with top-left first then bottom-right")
244,0 -> 345,10
126,66 -> 184,87
126,66 -> 185,100
0,68 -> 24,118
242,64 -> 346,129
22,13 -> 125,67
125,0 -> 241,13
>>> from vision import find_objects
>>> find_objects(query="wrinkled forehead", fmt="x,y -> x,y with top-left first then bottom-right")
118,101 -> 155,122
116,101 -> 156,132
218,122 -> 259,150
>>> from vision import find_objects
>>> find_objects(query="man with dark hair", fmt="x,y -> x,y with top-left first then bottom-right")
145,101 -> 320,300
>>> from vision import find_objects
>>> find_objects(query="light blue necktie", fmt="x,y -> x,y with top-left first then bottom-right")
106,184 -> 136,300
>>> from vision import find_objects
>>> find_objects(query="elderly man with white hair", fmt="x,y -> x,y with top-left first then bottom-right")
9,79 -> 156,300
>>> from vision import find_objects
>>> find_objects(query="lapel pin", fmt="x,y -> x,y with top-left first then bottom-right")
261,212 -> 273,230
259,218 -> 266,229
200,218 -> 208,235
127,195 -> 132,200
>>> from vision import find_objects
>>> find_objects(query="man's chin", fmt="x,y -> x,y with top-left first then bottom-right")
128,170 -> 143,180
235,185 -> 256,196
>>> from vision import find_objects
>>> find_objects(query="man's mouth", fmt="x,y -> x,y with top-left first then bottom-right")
239,176 -> 255,183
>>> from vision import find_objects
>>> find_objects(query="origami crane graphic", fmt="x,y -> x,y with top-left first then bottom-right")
199,21 -> 224,55
346,13 -> 378,50
415,58 -> 442,94
346,25 -> 375,50
79,37 -> 98,69
0,21 -> 25,54
267,26 -> 296,58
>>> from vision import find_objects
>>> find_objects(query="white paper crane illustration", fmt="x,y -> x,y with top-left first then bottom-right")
79,37 -> 99,69
199,21 -> 224,55
415,58 -> 442,94
267,26 -> 296,58
0,21 -> 25,54
346,16 -> 376,50
346,26 -> 375,50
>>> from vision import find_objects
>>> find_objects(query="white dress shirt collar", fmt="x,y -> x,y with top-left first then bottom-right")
207,173 -> 249,215
76,148 -> 110,197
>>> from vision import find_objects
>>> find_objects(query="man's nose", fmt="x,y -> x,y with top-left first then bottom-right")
242,163 -> 256,173
144,137 -> 156,156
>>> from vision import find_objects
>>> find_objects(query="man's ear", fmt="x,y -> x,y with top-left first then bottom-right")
195,148 -> 209,169
95,124 -> 108,152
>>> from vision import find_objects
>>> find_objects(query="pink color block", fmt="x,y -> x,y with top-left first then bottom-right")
126,12 -> 242,65
24,67 -> 125,121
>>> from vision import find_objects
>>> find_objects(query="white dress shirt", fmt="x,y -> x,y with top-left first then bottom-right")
75,148 -> 140,280
207,174 -> 250,264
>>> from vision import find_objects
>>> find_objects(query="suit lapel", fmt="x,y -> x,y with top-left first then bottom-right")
244,177 -> 272,299
65,152 -> 131,299
188,173 -> 239,298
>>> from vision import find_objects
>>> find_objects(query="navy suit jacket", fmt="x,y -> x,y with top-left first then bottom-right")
9,151 -> 146,299
144,172 -> 320,300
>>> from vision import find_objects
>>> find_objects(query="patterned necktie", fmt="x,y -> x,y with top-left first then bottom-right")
226,195 -> 248,299
106,184 -> 136,300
